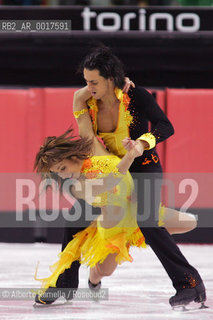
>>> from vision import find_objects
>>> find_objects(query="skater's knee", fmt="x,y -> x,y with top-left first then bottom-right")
96,263 -> 115,277
189,214 -> 197,231
178,212 -> 197,233
99,269 -> 114,277
163,209 -> 197,235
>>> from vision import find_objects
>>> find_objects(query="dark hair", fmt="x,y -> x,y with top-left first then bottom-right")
79,45 -> 125,89
34,129 -> 93,176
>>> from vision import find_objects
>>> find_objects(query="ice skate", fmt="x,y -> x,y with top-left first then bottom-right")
170,281 -> 208,311
34,287 -> 75,307
34,270 -> 77,306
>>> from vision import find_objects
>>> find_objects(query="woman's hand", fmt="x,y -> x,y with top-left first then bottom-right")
122,138 -> 144,159
117,138 -> 143,174
122,77 -> 135,93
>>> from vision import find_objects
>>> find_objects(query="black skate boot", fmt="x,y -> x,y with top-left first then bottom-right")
35,262 -> 79,305
35,286 -> 71,305
169,281 -> 207,310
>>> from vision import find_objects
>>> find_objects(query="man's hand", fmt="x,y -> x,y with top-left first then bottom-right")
122,138 -> 144,159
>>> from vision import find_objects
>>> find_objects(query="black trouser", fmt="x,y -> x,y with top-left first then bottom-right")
133,169 -> 202,290
58,173 -> 202,291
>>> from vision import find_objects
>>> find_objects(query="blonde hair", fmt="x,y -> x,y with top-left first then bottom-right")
34,129 -> 93,175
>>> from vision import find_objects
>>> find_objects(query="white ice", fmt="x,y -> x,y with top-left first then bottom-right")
0,243 -> 212,320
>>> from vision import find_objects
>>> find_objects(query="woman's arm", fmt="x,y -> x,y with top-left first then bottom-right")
73,87 -> 108,156
71,138 -> 143,200
73,87 -> 94,139
117,138 -> 144,174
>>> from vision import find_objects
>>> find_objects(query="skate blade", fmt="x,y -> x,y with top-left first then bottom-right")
199,302 -> 209,309
33,300 -> 73,308
172,305 -> 188,312
173,302 -> 209,312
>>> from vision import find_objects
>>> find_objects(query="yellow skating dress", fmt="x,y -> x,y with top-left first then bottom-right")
36,155 -> 146,290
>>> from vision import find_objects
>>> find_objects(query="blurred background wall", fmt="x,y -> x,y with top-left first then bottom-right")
0,4 -> 212,243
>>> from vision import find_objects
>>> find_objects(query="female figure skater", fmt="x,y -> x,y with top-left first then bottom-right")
34,129 -> 146,302
34,129 -> 202,306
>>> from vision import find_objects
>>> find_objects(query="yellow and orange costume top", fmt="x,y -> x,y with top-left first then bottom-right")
74,88 -> 156,159
36,154 -> 146,291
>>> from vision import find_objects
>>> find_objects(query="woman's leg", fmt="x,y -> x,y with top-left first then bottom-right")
89,253 -> 118,285
163,207 -> 197,235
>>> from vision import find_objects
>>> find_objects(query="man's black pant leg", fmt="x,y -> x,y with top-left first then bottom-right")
134,171 -> 202,291
141,227 -> 202,290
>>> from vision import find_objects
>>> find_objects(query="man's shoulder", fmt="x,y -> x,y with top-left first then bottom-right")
128,85 -> 149,100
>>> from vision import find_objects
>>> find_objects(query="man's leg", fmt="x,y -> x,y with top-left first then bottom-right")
136,172 -> 206,306
141,227 -> 206,306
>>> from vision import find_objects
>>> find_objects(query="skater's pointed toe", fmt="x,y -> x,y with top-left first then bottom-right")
34,287 -> 58,305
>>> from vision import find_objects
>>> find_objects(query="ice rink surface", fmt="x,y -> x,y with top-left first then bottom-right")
0,242 -> 212,320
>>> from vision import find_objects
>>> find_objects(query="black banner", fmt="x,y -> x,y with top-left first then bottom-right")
0,6 -> 212,87
0,6 -> 213,32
